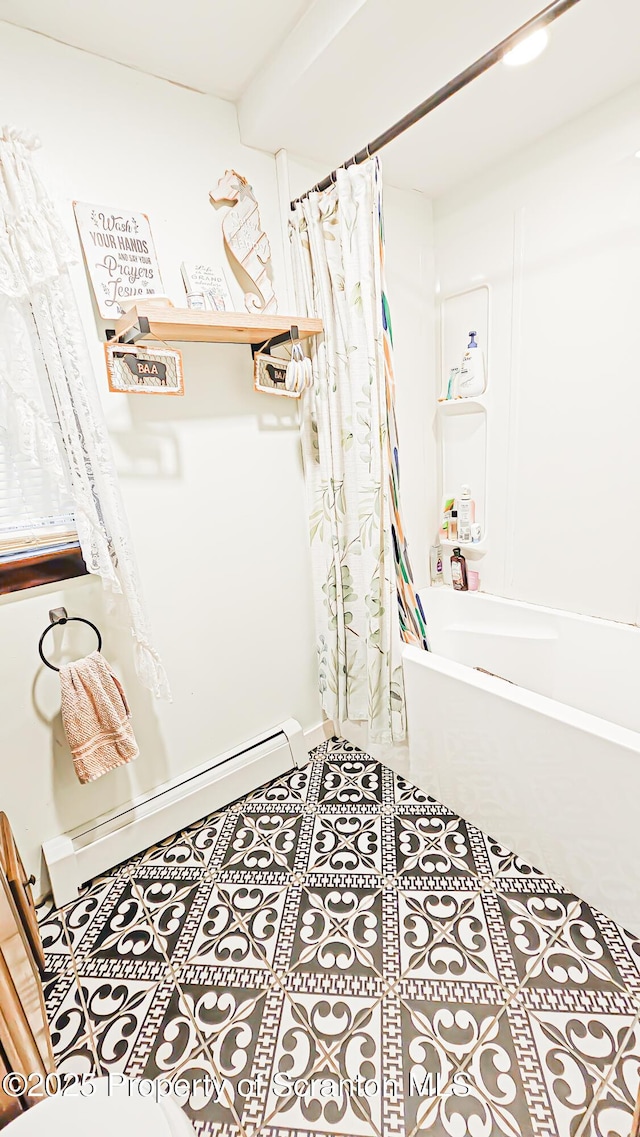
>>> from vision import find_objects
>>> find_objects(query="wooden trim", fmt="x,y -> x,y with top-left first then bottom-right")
0,816 -> 46,975
0,1039 -> 24,1123
0,545 -> 88,596
0,952 -> 49,1104
0,871 -> 54,1093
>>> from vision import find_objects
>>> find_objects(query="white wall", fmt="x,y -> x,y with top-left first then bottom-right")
0,24 -> 322,891
433,82 -> 640,623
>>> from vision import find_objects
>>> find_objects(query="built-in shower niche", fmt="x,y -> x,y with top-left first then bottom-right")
440,403 -> 487,552
438,283 -> 489,555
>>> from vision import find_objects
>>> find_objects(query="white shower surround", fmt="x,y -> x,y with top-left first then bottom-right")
403,588 -> 640,935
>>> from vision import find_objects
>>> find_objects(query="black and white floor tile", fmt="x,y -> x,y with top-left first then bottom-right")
38,738 -> 640,1137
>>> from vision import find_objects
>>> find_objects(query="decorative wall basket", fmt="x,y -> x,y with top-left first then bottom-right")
104,342 -> 184,396
253,352 -> 301,399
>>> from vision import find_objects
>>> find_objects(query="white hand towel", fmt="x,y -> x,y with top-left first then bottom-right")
59,651 -> 139,784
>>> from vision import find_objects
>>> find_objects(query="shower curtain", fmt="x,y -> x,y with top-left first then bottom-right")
0,127 -> 169,698
290,158 -> 427,743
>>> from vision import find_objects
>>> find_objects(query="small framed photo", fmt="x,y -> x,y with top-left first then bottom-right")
181,262 -> 234,311
253,352 -> 299,398
104,342 -> 185,395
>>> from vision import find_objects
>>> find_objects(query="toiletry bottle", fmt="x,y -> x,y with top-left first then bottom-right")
430,538 -> 444,586
440,497 -> 455,540
471,522 -> 482,543
451,547 -> 468,591
458,521 -> 471,543
449,510 -> 458,541
458,485 -> 476,526
457,332 -> 486,398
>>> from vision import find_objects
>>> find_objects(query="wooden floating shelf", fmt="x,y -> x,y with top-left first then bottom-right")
112,303 -> 323,346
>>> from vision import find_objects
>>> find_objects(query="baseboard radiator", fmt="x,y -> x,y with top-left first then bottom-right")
43,718 -> 308,908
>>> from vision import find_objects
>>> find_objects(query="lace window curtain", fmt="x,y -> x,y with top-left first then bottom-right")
0,126 -> 169,699
290,158 -> 427,744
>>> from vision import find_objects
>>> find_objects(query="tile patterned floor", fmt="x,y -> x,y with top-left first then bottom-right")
38,738 -> 640,1137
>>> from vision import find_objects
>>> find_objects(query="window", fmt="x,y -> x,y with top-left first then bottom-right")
0,403 -> 87,595
0,443 -> 75,550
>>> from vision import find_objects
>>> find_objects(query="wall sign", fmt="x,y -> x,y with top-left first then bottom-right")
253,352 -> 300,399
104,342 -> 184,396
74,201 -> 165,319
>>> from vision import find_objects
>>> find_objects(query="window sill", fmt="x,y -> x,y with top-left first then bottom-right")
0,545 -> 88,596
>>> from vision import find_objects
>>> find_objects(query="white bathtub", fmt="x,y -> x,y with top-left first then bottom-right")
402,588 -> 640,935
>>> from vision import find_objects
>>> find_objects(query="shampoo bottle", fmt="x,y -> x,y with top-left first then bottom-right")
457,332 -> 486,398
430,539 -> 444,586
451,547 -> 468,591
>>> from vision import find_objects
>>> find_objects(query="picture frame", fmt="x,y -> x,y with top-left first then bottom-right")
104,342 -> 185,396
181,262 -> 235,311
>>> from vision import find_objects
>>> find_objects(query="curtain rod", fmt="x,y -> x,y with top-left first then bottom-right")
290,0 -> 583,207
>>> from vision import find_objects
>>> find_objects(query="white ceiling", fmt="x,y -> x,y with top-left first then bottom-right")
2,0 -> 640,196
238,0 -> 640,196
0,0 -> 313,100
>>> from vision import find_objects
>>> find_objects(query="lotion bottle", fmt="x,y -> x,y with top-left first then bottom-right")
457,332 -> 486,398
457,485 -> 476,526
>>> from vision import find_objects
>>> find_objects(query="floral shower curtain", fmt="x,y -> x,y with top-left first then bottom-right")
290,158 -> 427,743
0,126 -> 169,698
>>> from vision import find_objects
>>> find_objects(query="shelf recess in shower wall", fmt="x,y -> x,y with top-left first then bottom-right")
441,538 -> 487,556
438,283 -> 490,564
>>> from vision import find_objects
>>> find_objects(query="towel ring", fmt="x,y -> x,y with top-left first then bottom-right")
38,615 -> 102,672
